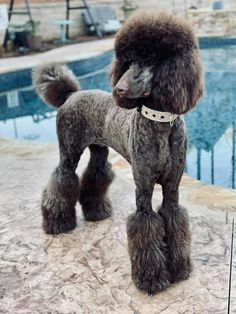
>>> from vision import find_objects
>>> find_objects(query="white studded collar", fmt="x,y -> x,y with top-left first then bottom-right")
141,105 -> 179,125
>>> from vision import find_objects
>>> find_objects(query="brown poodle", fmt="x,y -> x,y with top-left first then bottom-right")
33,12 -> 203,295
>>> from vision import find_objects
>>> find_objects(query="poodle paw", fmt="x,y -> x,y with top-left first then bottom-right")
131,246 -> 171,295
127,211 -> 171,295
81,197 -> 112,221
170,255 -> 192,283
41,189 -> 76,234
158,205 -> 192,284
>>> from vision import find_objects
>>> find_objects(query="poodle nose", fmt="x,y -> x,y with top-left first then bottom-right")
115,84 -> 129,96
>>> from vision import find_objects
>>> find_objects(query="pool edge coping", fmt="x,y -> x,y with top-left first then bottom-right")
0,38 -> 115,75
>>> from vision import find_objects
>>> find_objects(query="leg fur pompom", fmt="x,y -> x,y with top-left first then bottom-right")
159,205 -> 192,283
127,211 -> 171,295
41,168 -> 79,234
79,160 -> 114,221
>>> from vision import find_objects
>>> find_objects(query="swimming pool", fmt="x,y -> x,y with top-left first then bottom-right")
0,42 -> 235,189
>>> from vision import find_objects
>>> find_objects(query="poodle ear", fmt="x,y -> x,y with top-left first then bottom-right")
152,49 -> 204,114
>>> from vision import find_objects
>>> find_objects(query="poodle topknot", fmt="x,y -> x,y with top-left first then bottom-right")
33,11 -> 203,295
115,12 -> 198,63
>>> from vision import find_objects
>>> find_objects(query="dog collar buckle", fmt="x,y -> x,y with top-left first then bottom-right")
141,105 -> 179,125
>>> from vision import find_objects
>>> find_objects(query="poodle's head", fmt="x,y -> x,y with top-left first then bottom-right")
110,12 -> 204,114
113,63 -> 153,109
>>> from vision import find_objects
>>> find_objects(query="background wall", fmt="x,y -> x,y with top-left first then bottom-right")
0,0 -> 234,41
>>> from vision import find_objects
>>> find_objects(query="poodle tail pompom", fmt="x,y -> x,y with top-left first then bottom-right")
32,63 -> 80,108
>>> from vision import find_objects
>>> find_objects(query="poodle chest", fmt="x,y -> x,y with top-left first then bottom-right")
64,91 -> 185,181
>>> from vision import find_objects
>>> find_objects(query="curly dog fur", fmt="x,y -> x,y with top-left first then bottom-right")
33,12 -> 203,295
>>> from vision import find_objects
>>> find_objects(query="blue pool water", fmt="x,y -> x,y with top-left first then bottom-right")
0,44 -> 236,189
185,45 -> 236,189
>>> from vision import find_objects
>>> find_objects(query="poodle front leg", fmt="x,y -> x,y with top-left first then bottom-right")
159,184 -> 192,283
127,182 -> 171,295
41,153 -> 80,234
79,145 -> 114,221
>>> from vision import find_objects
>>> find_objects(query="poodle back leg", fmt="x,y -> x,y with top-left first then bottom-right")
41,118 -> 82,234
127,162 -> 171,295
79,144 -> 114,221
41,162 -> 80,234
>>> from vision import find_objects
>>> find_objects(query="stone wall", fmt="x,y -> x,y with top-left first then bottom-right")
1,0 -> 235,41
187,7 -> 236,36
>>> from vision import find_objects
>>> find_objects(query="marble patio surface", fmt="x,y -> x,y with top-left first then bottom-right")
0,137 -> 236,314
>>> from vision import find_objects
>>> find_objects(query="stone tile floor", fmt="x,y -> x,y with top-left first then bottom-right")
0,137 -> 236,314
